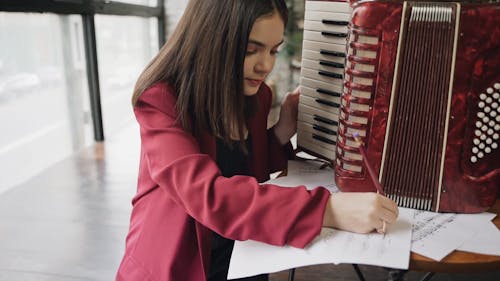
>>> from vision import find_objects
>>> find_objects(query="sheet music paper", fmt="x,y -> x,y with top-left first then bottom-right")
228,160 -> 500,278
228,161 -> 413,279
311,208 -> 414,268
265,160 -> 339,193
410,211 -> 496,261
228,208 -> 413,279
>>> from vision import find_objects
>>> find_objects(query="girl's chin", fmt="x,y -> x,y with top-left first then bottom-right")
244,89 -> 259,96
244,85 -> 260,96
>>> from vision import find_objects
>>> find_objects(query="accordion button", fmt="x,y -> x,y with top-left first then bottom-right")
476,121 -> 482,128
492,143 -> 498,149
474,138 -> 481,145
486,138 -> 493,145
494,133 -> 499,140
479,143 -> 485,149
479,101 -> 485,108
488,129 -> 494,136
494,83 -> 500,90
480,93 -> 487,100
485,147 -> 492,154
493,93 -> 499,99
478,152 -> 484,158
487,87 -> 494,94
473,147 -> 479,154
492,102 -> 498,109
485,107 -> 491,113
478,112 -> 485,118
471,156 -> 477,163
486,97 -> 493,104
495,125 -> 500,131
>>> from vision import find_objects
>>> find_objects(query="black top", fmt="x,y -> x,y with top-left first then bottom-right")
215,137 -> 251,178
208,136 -> 267,281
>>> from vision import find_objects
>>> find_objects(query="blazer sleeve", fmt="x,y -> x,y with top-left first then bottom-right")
134,84 -> 331,248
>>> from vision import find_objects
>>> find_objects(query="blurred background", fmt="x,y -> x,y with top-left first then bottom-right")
1,1 -> 498,281
0,0 -> 305,194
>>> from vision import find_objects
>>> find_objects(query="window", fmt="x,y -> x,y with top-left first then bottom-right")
0,1 -> 165,193
95,15 -> 158,138
0,13 -> 90,192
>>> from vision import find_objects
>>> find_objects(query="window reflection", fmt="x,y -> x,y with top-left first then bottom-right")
115,0 -> 158,6
0,13 -> 90,193
95,15 -> 158,138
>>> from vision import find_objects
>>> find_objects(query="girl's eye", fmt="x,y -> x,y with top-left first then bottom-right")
246,50 -> 257,55
271,49 -> 280,55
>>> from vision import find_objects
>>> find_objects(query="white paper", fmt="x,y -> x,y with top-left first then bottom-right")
410,211 -> 493,261
228,208 -> 414,279
266,160 -> 338,193
228,159 -> 500,279
458,213 -> 500,256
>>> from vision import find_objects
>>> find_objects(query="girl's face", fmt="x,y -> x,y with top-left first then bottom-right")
243,12 -> 285,96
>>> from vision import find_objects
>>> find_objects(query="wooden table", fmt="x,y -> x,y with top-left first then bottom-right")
409,199 -> 500,273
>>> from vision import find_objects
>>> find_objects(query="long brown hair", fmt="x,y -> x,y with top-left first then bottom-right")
132,0 -> 288,146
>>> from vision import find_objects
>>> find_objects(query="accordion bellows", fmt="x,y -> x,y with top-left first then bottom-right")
297,0 -> 500,213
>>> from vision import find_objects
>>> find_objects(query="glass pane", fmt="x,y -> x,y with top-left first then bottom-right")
95,15 -> 158,139
114,0 -> 158,7
0,13 -> 91,193
165,0 -> 189,37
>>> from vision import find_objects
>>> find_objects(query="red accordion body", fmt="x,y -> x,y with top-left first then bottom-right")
335,0 -> 500,212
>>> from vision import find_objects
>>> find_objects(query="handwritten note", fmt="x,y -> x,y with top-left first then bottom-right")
410,211 -> 496,260
228,208 -> 414,279
228,160 -> 500,279
309,208 -> 413,268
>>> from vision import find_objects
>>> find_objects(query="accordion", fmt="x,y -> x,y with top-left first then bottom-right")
297,0 -> 500,213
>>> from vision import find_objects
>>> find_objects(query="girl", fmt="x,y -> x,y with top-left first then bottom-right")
116,0 -> 398,280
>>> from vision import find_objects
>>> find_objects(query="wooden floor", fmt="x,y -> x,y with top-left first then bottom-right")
0,124 -> 499,281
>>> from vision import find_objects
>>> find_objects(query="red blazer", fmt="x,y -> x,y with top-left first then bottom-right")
116,83 -> 330,281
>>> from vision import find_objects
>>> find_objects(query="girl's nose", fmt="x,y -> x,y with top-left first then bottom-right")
255,55 -> 274,74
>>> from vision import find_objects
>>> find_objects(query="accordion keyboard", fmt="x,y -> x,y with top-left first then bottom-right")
297,0 -> 351,161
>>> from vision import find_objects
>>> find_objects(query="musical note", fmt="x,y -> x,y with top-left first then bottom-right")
410,210 -> 479,261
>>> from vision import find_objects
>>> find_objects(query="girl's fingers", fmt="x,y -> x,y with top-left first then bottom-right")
379,207 -> 398,224
378,194 -> 399,217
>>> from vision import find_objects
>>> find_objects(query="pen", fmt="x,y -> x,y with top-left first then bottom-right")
352,132 -> 387,234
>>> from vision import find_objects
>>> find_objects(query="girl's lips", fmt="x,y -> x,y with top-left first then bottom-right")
246,78 -> 262,87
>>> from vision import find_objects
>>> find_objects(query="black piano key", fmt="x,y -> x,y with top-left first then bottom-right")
318,70 -> 343,79
313,124 -> 337,135
321,31 -> 348,38
319,60 -> 344,69
315,98 -> 340,108
312,134 -> 336,145
313,114 -> 339,126
316,88 -> 341,97
321,19 -> 349,26
320,49 -> 346,58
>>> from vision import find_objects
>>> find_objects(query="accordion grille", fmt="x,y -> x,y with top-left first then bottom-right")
381,3 -> 457,211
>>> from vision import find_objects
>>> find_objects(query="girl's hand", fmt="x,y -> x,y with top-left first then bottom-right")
322,192 -> 399,234
273,86 -> 300,145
